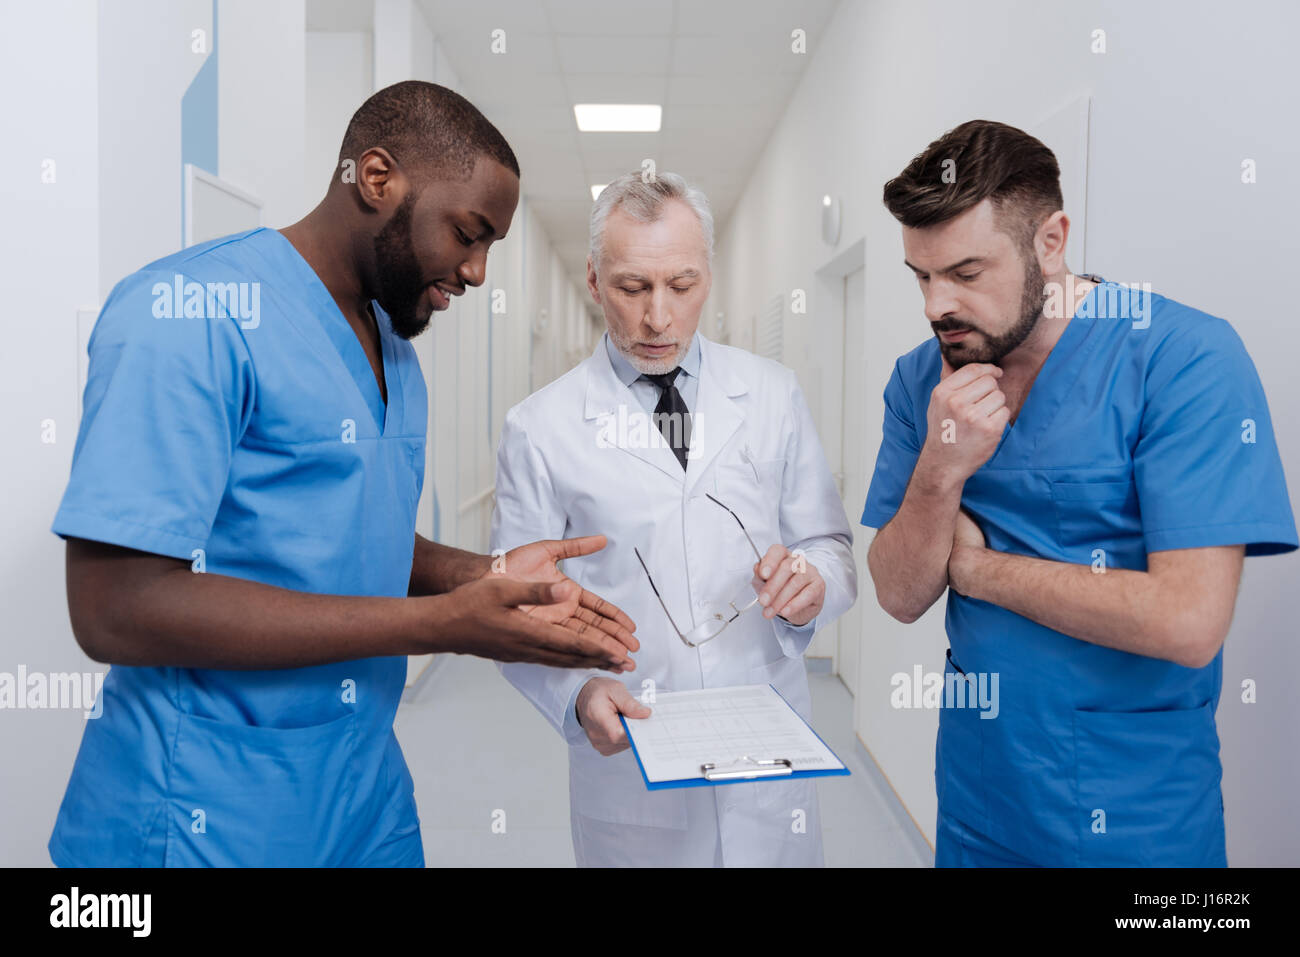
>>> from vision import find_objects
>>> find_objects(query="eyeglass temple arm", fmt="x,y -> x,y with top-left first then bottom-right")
633,547 -> 687,639
703,493 -> 763,561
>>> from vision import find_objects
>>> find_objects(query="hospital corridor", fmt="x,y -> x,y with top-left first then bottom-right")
3,0 -> 1300,915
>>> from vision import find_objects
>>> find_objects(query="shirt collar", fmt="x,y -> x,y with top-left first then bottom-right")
604,331 -> 702,387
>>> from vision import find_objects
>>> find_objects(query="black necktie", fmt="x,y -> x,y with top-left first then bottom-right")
641,369 -> 692,471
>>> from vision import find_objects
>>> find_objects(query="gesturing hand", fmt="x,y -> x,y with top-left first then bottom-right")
490,535 -> 639,659
443,577 -> 636,672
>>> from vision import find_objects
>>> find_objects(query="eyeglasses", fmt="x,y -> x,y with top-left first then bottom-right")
634,494 -> 763,648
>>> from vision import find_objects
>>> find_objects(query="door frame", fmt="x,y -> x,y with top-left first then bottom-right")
809,238 -> 866,673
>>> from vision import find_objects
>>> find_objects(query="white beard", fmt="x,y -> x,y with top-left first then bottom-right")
607,326 -> 688,375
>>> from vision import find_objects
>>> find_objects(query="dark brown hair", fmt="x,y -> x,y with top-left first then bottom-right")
882,120 -> 1062,253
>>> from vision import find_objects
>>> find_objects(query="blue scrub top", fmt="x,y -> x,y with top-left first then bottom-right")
862,280 -> 1297,866
50,227 -> 428,866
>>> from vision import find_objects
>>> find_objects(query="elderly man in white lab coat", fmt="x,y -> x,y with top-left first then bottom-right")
490,170 -> 856,867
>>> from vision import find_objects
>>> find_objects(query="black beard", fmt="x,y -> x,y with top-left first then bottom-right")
936,252 -> 1045,368
372,192 -> 431,340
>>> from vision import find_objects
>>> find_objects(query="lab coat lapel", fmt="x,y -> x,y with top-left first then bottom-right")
684,336 -> 745,496
583,337 -> 684,483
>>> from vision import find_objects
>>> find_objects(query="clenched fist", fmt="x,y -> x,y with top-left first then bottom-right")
923,358 -> 1009,483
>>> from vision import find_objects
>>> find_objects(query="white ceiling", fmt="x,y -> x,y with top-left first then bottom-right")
408,0 -> 840,284
307,0 -> 376,32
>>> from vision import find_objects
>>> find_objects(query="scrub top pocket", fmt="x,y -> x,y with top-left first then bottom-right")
1050,478 -> 1138,560
164,709 -> 360,867
1071,702 -> 1225,867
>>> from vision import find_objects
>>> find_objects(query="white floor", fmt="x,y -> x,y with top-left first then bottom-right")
394,655 -> 932,867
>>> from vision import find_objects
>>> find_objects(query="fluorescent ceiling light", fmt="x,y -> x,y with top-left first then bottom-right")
574,104 -> 662,132
591,184 -> 608,201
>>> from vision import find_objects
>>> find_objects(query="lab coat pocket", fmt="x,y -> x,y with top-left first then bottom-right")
1072,703 -> 1225,866
164,710 -> 360,866
716,457 -> 785,528
753,776 -> 815,819
935,650 -> 988,832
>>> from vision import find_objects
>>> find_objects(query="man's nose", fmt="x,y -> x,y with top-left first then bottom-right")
643,289 -> 672,334
457,249 -> 487,288
923,279 -> 960,325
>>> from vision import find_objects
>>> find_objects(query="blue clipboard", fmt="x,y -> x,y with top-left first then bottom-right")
619,683 -> 852,791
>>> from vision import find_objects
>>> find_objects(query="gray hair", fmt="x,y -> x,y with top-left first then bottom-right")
589,171 -> 714,276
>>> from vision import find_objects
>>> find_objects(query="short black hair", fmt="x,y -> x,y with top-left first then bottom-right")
339,80 -> 520,182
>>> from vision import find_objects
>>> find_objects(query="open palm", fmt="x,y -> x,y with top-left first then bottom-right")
491,535 -> 639,655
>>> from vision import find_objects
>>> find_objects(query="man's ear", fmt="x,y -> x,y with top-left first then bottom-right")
586,257 -> 602,306
354,147 -> 407,213
1035,210 -> 1070,275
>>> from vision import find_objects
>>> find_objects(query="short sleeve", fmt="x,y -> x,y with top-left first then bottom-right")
861,359 -> 924,529
51,269 -> 255,560
1135,318 -> 1297,556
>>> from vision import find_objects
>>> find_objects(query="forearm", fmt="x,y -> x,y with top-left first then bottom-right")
948,546 -> 1210,667
868,453 -> 965,622
408,532 -> 491,596
70,547 -> 454,669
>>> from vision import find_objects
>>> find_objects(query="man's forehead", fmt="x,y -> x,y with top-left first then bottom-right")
901,202 -> 1009,266
602,234 -> 708,278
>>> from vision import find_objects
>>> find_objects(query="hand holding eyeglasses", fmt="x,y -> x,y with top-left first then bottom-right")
753,544 -> 826,627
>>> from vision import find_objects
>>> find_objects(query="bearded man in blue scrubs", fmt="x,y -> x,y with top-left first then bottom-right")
862,119 -> 1297,867
49,81 -> 638,867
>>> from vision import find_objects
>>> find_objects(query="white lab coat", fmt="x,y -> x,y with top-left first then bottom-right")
491,333 -> 856,867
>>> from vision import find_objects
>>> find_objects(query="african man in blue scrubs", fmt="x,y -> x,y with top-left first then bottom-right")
49,81 -> 638,867
862,120 -> 1296,867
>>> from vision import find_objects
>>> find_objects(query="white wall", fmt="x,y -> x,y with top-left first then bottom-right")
0,0 -> 101,870
712,0 -> 1300,864
304,32 -> 371,195
219,0 -> 308,226
97,0 -> 210,293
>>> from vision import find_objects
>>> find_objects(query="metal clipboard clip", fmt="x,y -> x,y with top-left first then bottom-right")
700,755 -> 794,781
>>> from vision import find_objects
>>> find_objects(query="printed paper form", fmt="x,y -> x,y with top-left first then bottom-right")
623,684 -> 845,785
